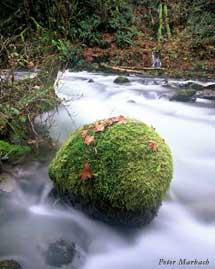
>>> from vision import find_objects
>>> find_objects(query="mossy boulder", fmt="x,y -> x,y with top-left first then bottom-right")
49,118 -> 173,226
114,76 -> 130,84
170,89 -> 196,102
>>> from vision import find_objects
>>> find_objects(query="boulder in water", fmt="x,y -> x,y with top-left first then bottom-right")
49,117 -> 173,226
114,76 -> 130,84
0,260 -> 21,269
170,89 -> 196,102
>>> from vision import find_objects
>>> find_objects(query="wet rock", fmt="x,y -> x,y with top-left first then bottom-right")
0,260 -> 21,269
170,89 -> 196,102
0,175 -> 16,193
49,118 -> 173,227
181,81 -> 204,91
114,76 -> 130,84
195,89 -> 215,100
45,239 -> 76,267
127,99 -> 136,104
88,79 -> 94,83
204,84 -> 215,91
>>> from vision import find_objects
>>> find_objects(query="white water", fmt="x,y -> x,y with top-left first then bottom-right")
0,71 -> 215,269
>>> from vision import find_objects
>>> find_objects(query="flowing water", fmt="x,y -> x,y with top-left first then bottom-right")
0,71 -> 215,269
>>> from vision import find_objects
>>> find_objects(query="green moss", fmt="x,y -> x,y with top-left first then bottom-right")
170,89 -> 196,102
0,140 -> 30,162
114,76 -> 130,84
49,119 -> 173,226
0,260 -> 21,269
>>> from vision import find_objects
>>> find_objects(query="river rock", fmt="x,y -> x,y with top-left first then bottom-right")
181,81 -> 204,91
114,76 -> 130,84
0,260 -> 21,269
45,239 -> 76,267
170,89 -> 196,102
49,117 -> 173,226
204,84 -> 215,91
195,89 -> 215,100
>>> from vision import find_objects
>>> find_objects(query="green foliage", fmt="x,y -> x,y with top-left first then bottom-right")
0,0 -> 137,50
0,66 -> 58,145
187,0 -> 215,48
0,140 -> 30,162
49,119 -> 173,225
116,26 -> 139,48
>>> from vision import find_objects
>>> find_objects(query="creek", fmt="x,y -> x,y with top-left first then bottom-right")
0,71 -> 215,269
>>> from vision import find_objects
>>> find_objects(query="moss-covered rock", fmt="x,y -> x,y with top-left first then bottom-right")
114,76 -> 130,84
49,118 -> 173,226
170,89 -> 196,102
0,260 -> 21,269
0,140 -> 30,162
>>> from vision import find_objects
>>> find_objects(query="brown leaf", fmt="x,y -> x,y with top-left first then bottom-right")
80,161 -> 94,180
81,130 -> 88,138
148,140 -> 158,151
116,115 -> 127,124
84,135 -> 95,145
94,122 -> 105,132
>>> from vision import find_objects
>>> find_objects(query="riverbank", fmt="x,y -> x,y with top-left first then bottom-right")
0,56 -> 60,167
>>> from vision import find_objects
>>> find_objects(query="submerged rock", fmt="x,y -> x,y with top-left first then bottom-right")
45,239 -> 76,267
0,260 -> 21,269
49,117 -> 173,226
114,76 -> 130,84
88,79 -> 94,83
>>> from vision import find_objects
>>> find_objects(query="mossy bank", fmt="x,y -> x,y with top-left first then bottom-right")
49,117 -> 173,226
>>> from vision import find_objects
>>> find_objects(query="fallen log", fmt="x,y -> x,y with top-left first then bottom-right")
100,63 -> 165,74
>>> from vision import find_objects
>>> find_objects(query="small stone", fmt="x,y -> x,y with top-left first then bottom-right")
114,76 -> 130,84
127,99 -> 136,104
88,79 -> 94,83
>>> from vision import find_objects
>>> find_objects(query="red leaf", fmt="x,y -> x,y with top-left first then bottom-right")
94,122 -> 105,132
80,162 -> 94,180
84,135 -> 95,145
148,140 -> 158,151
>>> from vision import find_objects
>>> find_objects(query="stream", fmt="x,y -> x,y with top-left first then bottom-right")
0,71 -> 215,269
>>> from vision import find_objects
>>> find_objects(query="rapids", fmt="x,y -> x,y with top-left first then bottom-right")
0,71 -> 215,269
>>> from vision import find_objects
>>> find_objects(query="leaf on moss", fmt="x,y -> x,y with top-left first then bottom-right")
81,130 -> 88,138
80,161 -> 94,180
94,122 -> 105,132
148,140 -> 158,151
84,135 -> 95,145
115,115 -> 127,124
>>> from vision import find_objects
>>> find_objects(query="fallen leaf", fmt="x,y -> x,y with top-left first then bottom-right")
81,130 -> 88,138
116,115 -> 127,124
84,135 -> 95,145
80,162 -> 94,180
94,122 -> 105,132
148,140 -> 158,151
